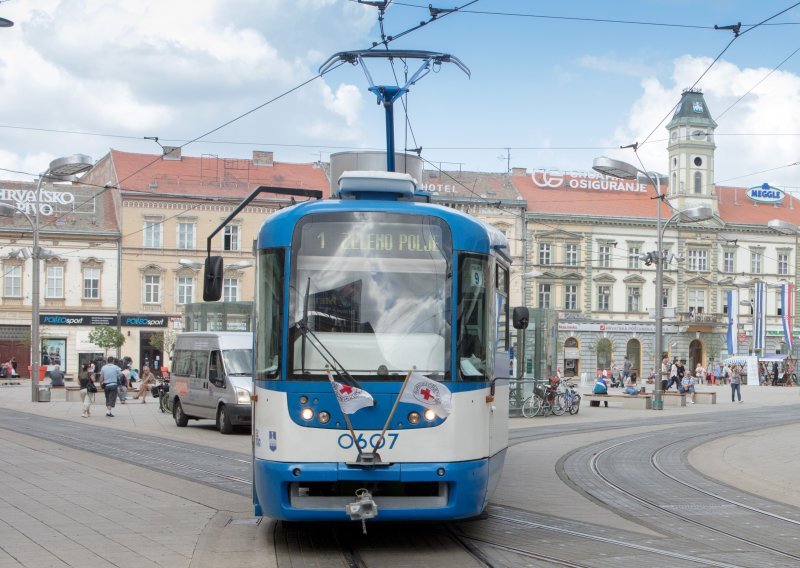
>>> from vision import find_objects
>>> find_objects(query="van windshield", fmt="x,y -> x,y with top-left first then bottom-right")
223,349 -> 253,376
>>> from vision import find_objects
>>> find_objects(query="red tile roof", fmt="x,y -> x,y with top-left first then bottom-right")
88,149 -> 329,199
717,185 -> 800,226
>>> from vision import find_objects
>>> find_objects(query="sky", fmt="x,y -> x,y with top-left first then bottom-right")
1,0 -> 800,193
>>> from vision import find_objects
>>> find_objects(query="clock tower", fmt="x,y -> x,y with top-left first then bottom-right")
666,88 -> 718,215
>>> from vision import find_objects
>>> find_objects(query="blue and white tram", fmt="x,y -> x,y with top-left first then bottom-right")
207,170 -> 512,522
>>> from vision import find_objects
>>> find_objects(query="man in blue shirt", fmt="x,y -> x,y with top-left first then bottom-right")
100,357 -> 120,417
593,374 -> 609,407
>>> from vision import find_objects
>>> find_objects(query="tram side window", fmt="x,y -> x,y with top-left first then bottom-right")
256,249 -> 284,380
458,254 -> 489,380
495,265 -> 509,352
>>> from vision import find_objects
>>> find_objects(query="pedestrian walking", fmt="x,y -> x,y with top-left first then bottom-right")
667,358 -> 680,391
730,364 -> 742,403
695,363 -> 706,385
118,365 -> 131,404
623,356 -> 632,381
660,355 -> 670,391
133,366 -> 156,402
78,363 -> 95,418
771,361 -> 779,386
100,356 -> 120,417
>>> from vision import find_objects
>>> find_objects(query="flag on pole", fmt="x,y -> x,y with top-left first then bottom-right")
727,289 -> 738,355
754,282 -> 767,351
398,372 -> 453,418
326,370 -> 374,415
781,282 -> 794,353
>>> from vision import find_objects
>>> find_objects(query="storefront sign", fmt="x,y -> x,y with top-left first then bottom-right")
420,183 -> 457,194
558,322 -> 655,333
0,188 -> 76,216
121,315 -> 167,327
532,169 -> 648,193
746,183 -> 784,204
40,314 -> 117,326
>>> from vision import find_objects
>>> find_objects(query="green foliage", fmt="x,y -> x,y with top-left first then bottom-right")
88,327 -> 126,357
149,329 -> 176,355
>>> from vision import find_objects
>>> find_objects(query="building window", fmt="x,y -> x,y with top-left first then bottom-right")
778,253 -> 789,276
143,219 -> 163,248
177,222 -> 195,250
45,266 -> 64,298
776,290 -> 783,316
177,276 -> 194,305
565,243 -> 578,266
688,249 -> 708,272
723,250 -> 735,273
223,278 -> 239,302
627,287 -> 641,312
144,275 -> 161,304
688,288 -> 706,315
564,284 -> 578,310
538,283 -> 551,309
694,171 -> 702,194
751,251 -> 762,274
3,265 -> 21,297
599,244 -> 611,268
597,285 -> 610,311
83,267 -> 100,299
223,225 -> 240,251
662,287 -> 670,308
628,247 -> 641,269
538,243 -> 551,265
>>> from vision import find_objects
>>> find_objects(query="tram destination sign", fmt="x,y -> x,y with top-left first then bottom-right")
301,221 -> 446,259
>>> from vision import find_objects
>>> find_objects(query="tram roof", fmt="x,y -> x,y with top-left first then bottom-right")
257,198 -> 509,255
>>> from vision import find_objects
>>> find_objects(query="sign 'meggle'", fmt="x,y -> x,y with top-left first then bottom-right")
532,169 -> 648,193
0,188 -> 76,216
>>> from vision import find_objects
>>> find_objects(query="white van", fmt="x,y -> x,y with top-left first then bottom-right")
170,332 -> 253,434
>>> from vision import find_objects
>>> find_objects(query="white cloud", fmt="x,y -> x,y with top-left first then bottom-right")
611,55 -> 800,190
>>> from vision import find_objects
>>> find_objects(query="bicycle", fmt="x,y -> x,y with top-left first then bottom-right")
522,378 -> 564,417
561,382 -> 581,415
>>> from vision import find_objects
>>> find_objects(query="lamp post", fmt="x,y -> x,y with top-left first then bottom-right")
6,155 -> 93,401
592,157 -> 712,410
510,271 -> 542,381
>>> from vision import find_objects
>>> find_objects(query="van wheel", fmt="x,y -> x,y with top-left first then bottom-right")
173,400 -> 189,427
217,404 -> 233,434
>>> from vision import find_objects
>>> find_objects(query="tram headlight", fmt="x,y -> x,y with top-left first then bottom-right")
300,407 -> 314,421
235,387 -> 251,404
407,411 -> 421,424
424,409 -> 436,422
318,411 -> 330,424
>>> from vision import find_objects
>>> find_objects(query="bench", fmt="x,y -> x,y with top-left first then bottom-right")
584,393 -> 652,409
663,391 -> 716,404
65,386 -> 82,402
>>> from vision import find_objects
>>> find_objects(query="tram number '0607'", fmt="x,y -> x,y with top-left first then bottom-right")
338,432 -> 399,450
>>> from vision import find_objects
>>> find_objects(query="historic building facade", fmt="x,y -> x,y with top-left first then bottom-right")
80,148 -> 329,371
511,89 -> 800,380
0,180 -> 120,378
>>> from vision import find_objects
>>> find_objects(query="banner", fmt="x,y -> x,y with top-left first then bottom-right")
753,282 -> 767,351
782,283 -> 794,353
727,289 -> 739,355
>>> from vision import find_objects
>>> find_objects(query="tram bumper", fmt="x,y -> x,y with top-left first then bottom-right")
253,456 -> 501,521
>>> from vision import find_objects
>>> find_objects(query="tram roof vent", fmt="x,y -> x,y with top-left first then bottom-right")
337,170 -> 417,200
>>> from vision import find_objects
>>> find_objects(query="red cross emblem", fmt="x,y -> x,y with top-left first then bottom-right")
419,387 -> 433,401
339,384 -> 353,395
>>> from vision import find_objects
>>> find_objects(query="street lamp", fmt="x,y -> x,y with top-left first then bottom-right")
592,156 -> 712,410
4,155 -> 93,401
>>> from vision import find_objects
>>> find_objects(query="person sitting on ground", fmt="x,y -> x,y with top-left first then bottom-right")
680,370 -> 697,404
593,374 -> 609,407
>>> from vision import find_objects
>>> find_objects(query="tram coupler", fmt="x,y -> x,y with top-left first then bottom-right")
346,488 -> 378,533
346,451 -> 390,467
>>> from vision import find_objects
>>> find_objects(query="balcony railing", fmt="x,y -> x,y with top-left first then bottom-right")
677,312 -> 724,324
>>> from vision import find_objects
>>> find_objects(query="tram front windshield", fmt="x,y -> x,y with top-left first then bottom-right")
290,212 -> 452,379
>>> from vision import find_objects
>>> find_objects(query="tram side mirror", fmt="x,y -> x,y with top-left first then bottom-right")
512,307 -> 529,330
203,256 -> 224,301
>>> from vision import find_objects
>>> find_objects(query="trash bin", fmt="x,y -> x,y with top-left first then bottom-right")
37,385 -> 51,402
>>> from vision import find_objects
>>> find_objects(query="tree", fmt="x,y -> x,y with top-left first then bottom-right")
149,329 -> 177,357
88,327 -> 126,358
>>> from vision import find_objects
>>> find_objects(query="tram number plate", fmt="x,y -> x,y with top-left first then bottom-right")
338,432 -> 398,450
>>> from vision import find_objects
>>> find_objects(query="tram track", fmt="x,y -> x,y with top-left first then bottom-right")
574,423 -> 800,565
